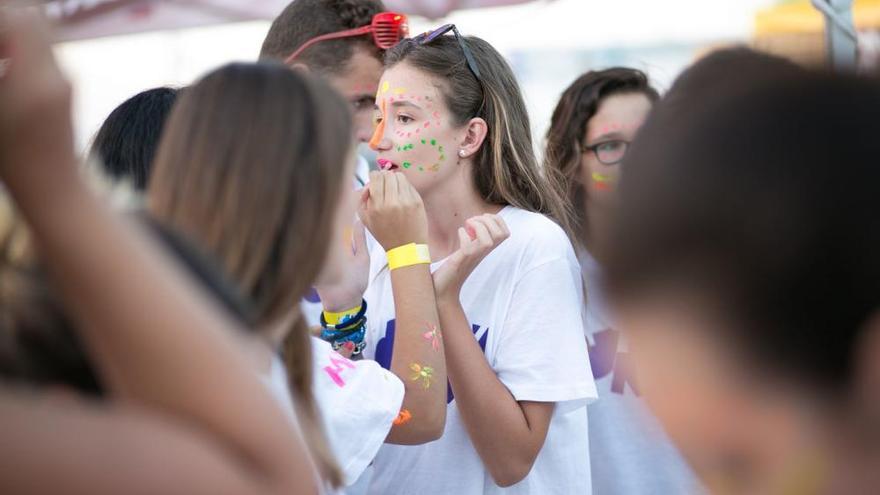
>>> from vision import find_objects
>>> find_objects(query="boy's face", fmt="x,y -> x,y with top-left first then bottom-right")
325,45 -> 384,144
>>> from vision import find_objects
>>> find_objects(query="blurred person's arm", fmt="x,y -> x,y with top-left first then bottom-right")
0,10 -> 317,494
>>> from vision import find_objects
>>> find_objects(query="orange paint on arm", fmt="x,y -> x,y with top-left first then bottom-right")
369,98 -> 386,150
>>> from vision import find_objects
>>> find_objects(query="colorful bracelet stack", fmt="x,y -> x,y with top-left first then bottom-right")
319,299 -> 368,358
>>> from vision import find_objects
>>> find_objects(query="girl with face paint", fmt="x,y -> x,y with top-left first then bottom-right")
544,69 -> 701,495
329,31 -> 597,494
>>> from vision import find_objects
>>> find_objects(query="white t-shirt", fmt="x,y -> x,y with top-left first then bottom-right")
581,251 -> 701,494
362,206 -> 597,495
262,338 -> 405,487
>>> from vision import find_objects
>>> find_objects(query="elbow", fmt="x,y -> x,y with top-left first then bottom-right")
422,414 -> 446,442
488,454 -> 537,488
411,410 -> 446,443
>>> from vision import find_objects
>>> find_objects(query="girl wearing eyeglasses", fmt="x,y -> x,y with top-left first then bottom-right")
544,69 -> 700,494
321,28 -> 596,494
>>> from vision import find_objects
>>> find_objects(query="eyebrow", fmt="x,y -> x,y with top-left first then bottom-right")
587,131 -> 627,145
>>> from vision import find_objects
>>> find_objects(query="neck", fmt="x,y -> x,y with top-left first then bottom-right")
585,197 -> 610,259
421,161 -> 502,260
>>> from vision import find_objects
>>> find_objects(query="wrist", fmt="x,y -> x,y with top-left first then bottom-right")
387,242 -> 431,271
435,287 -> 462,308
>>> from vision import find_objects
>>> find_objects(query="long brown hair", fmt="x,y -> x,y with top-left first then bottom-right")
148,62 -> 352,487
543,68 -> 659,251
385,35 -> 574,239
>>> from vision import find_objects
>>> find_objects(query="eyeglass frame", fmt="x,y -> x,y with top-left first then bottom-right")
582,139 -> 630,166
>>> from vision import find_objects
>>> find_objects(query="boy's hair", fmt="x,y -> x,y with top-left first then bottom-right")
260,0 -> 385,75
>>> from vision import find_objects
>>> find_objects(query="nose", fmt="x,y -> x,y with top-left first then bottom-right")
369,99 -> 390,151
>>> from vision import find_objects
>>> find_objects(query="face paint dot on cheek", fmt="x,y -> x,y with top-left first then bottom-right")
403,162 -> 412,169
381,81 -> 389,93
424,122 -> 430,128
430,139 -> 436,146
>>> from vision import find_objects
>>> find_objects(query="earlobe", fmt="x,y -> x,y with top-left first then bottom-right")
290,63 -> 310,73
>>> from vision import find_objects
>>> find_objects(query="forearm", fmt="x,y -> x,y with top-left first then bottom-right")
437,295 -> 548,486
385,264 -> 447,444
6,169 -> 316,492
1,394 -> 275,495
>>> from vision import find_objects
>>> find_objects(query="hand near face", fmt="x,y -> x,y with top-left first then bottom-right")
432,214 -> 509,301
358,170 -> 429,251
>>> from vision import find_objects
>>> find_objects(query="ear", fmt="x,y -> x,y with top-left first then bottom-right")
290,63 -> 310,74
457,117 -> 488,159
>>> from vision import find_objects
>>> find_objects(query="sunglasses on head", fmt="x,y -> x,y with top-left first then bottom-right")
285,12 -> 409,65
410,24 -> 482,81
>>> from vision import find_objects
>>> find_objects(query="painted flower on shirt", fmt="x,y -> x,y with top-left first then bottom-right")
410,363 -> 434,389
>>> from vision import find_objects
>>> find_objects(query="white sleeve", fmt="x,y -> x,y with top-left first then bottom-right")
493,257 -> 597,411
310,338 -> 405,485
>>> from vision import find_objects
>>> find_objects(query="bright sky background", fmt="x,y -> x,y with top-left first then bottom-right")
55,0 -> 778,153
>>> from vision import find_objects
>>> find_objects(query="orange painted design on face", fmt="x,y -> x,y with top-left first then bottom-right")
369,98 -> 386,150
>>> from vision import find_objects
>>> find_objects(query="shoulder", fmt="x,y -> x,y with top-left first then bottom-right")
498,207 -> 578,269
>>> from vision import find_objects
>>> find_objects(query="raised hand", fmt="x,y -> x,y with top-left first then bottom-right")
432,214 -> 510,302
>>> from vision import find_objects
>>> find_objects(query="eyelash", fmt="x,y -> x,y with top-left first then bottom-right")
396,114 -> 414,124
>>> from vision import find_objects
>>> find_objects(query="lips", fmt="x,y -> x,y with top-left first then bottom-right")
377,158 -> 400,171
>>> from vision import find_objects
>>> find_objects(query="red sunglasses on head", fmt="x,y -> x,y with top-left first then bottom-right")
285,12 -> 409,65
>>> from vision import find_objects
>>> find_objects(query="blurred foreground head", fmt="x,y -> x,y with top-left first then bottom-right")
605,48 -> 880,493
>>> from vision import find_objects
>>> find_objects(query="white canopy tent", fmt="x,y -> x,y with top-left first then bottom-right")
46,0 -> 537,41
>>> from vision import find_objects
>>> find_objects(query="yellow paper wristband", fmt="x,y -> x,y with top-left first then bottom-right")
323,304 -> 362,326
387,243 -> 431,271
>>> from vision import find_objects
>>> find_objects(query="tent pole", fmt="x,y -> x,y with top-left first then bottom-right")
811,0 -> 857,70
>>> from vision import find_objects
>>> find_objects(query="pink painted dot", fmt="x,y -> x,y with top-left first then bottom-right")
407,132 -> 412,137
416,129 -> 421,134
424,122 -> 430,128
